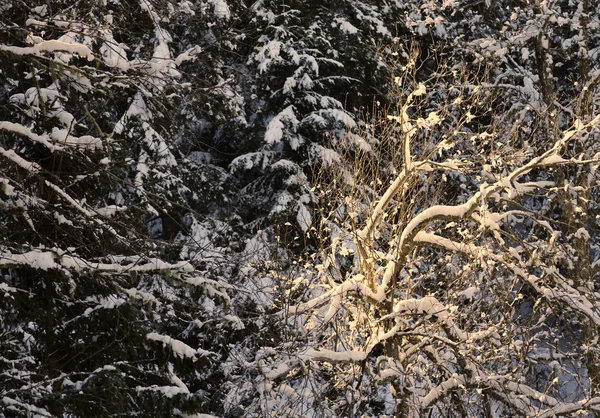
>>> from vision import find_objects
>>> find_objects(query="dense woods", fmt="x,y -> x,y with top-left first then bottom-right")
0,0 -> 599,417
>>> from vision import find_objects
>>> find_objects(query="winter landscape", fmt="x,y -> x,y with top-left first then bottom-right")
1,0 -> 600,417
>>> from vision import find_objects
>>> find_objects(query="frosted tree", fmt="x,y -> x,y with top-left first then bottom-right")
248,37 -> 600,417
445,0 -> 600,402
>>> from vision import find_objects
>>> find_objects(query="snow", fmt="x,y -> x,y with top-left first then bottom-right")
94,205 -> 126,217
175,45 -> 201,65
412,83 -> 427,97
264,106 -> 298,145
412,231 -> 480,257
265,116 -> 284,144
260,347 -> 367,380
284,275 -> 378,316
0,247 -> 194,274
400,192 -> 481,249
393,296 -> 450,320
32,5 -> 47,15
253,40 -> 285,73
270,191 -> 294,216
0,39 -> 94,61
1,2 -> 598,416
174,410 -> 220,418
147,332 -> 212,361
300,348 -> 366,363
419,375 -> 466,408
169,372 -> 190,395
300,73 -> 313,89
0,177 -> 15,196
100,30 -> 131,71
541,154 -> 567,165
461,286 -> 478,300
42,180 -> 96,218
346,133 -> 372,153
124,288 -> 159,304
53,212 -> 73,226
206,0 -> 231,19
0,249 -> 56,270
335,18 -> 359,35
3,396 -> 51,417
0,121 -> 61,151
152,27 -> 173,63
242,230 -> 273,265
324,109 -> 356,129
574,228 -> 590,239
223,314 -> 245,330
11,85 -> 79,127
0,283 -> 16,295
136,383 -> 188,398
309,144 -> 341,167
50,127 -> 102,149
416,111 -> 442,129
282,76 -> 296,94
82,295 -> 126,317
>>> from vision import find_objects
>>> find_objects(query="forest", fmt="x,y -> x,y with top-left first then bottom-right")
0,0 -> 599,417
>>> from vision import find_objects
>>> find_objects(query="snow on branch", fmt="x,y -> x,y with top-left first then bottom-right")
413,231 -> 485,258
300,347 -> 367,364
417,375 -> 467,409
0,40 -> 94,61
259,348 -> 367,380
146,333 -> 214,361
399,192 -> 482,251
0,145 -> 41,172
505,113 -> 600,185
0,248 -> 194,274
0,121 -> 62,151
282,274 -> 382,317
2,396 -> 51,417
358,168 -> 408,241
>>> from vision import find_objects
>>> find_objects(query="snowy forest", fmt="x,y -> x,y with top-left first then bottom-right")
1,0 -> 600,417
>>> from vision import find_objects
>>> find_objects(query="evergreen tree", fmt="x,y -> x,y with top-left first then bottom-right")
0,1 -> 242,416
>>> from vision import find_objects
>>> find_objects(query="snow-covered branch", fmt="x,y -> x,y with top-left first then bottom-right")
0,248 -> 193,274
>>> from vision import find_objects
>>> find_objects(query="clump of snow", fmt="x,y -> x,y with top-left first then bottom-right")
0,249 -> 56,270
264,106 -> 298,145
0,121 -> 59,152
253,40 -> 286,73
50,127 -> 102,149
334,18 -> 359,35
82,295 -> 126,317
147,332 -> 212,361
100,29 -> 130,71
0,282 -> 17,293
265,116 -> 284,144
309,144 -> 341,167
223,314 -> 245,330
3,396 -> 51,417
461,286 -> 478,300
0,39 -> 94,61
94,205 -> 127,217
205,0 -> 231,19
412,83 -> 427,97
573,228 -> 590,240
